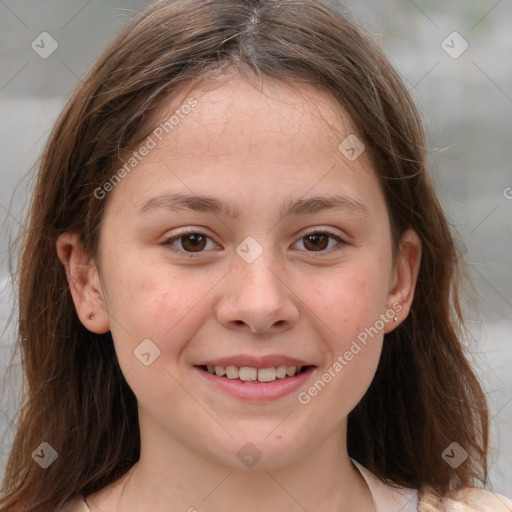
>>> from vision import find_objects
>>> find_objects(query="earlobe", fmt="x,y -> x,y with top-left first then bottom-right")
384,228 -> 422,333
56,232 -> 110,334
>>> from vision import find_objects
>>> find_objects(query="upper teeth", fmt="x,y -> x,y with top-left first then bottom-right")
206,365 -> 303,382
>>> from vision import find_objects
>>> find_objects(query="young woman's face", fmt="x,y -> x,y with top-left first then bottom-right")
90,77 -> 415,470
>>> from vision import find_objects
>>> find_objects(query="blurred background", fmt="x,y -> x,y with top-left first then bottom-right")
1,0 -> 511,498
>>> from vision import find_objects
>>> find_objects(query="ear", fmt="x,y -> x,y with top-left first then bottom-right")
56,232 -> 110,333
383,228 -> 422,333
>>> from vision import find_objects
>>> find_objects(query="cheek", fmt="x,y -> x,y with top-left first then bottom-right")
301,256 -> 390,395
101,262 -> 209,410
298,268 -> 386,418
309,257 -> 391,335
101,250 -> 220,368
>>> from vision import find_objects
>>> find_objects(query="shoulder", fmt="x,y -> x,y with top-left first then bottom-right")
419,486 -> 512,512
452,487 -> 512,511
58,496 -> 90,512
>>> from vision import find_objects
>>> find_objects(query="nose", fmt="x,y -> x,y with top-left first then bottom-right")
216,252 -> 300,334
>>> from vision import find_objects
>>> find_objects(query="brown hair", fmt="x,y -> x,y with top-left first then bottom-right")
1,1 -> 489,510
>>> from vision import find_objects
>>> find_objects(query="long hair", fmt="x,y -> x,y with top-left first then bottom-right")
1,1 -> 488,510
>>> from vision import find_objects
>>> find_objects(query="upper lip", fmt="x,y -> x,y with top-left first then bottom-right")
196,355 -> 315,368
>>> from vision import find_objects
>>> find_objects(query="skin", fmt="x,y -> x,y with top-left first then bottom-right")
57,76 -> 421,512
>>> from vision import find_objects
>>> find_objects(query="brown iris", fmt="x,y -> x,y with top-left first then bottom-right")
303,233 -> 329,251
180,233 -> 207,252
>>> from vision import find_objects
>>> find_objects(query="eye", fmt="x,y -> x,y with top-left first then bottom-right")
293,230 -> 345,253
162,228 -> 346,257
162,228 -> 218,256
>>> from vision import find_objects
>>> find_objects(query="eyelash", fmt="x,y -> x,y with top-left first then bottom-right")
161,228 -> 346,257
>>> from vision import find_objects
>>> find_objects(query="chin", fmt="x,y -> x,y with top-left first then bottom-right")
200,430 -> 315,471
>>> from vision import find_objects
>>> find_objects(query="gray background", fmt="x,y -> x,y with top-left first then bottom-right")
1,0 -> 511,499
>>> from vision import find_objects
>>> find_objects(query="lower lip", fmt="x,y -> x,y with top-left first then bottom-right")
194,366 -> 316,401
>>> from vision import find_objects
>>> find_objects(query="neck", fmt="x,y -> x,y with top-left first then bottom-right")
87,414 -> 375,512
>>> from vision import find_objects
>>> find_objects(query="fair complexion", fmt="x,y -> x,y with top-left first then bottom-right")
57,77 -> 421,512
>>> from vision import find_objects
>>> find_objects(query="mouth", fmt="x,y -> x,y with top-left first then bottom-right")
197,364 -> 310,383
193,360 -> 316,401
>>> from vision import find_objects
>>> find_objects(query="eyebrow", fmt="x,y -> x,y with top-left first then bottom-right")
136,193 -> 369,218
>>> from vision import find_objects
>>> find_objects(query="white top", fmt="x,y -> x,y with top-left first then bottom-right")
352,458 -> 418,511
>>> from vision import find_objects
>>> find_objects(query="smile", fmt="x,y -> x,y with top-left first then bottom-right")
194,363 -> 316,401
201,364 -> 308,382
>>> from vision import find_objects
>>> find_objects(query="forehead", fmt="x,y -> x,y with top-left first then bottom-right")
102,75 -> 384,220
156,76 -> 360,157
